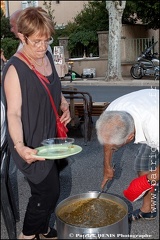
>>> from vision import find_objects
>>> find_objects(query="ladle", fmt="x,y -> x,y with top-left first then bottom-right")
97,180 -> 110,198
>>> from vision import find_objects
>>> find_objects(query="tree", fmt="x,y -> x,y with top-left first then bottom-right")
74,0 -> 109,32
105,1 -> 126,81
43,1 -> 55,23
68,30 -> 98,57
67,1 -> 108,57
58,1 -> 109,57
123,0 -> 160,29
133,0 -> 160,30
1,37 -> 19,59
0,8 -> 14,39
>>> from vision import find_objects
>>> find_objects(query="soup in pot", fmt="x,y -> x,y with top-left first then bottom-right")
57,198 -> 127,228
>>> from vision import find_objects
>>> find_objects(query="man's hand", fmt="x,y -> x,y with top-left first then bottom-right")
101,165 -> 115,189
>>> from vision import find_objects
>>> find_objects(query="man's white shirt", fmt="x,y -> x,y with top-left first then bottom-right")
106,89 -> 159,151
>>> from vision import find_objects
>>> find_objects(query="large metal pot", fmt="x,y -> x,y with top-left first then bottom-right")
55,191 -> 129,239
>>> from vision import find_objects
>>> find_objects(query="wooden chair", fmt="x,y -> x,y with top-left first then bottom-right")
74,101 -> 110,116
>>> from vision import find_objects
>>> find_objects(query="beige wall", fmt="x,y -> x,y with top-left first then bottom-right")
70,58 -> 132,78
48,1 -> 88,26
122,24 -> 159,54
7,1 -> 88,27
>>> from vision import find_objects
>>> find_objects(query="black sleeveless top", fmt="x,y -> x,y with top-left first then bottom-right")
2,51 -> 61,184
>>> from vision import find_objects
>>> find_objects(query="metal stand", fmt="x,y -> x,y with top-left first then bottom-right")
62,88 -> 93,145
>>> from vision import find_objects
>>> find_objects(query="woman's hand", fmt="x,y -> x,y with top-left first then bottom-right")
60,102 -> 71,126
15,145 -> 45,164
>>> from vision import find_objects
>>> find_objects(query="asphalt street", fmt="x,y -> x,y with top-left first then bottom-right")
1,77 -> 159,239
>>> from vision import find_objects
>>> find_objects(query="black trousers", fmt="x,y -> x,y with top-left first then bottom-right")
23,163 -> 60,236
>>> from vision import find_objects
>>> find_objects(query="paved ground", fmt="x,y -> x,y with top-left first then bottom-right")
1,76 -> 159,239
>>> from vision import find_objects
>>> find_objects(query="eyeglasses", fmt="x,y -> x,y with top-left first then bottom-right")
25,36 -> 53,47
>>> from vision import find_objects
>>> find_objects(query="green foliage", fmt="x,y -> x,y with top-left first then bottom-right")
123,1 -> 138,24
68,30 -> 99,57
0,7 -> 5,18
63,1 -> 109,54
1,38 -> 19,59
74,0 -> 109,32
43,0 -> 55,24
68,31 -> 98,51
124,0 -> 160,29
1,8 -> 18,59
134,0 -> 160,29
52,1 -> 108,54
57,21 -> 77,37
1,8 -> 15,38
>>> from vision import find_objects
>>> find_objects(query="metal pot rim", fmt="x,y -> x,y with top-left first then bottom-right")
55,191 -> 128,229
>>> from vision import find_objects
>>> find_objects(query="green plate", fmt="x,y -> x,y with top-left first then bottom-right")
32,145 -> 82,159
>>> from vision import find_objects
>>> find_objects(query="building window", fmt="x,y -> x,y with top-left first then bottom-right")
32,1 -> 38,7
21,1 -> 38,10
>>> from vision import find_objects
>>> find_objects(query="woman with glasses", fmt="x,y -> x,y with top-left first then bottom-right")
2,7 -> 71,239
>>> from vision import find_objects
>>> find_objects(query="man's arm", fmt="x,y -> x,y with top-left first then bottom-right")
101,145 -> 115,188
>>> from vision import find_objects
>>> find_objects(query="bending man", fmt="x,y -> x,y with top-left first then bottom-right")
96,88 -> 159,221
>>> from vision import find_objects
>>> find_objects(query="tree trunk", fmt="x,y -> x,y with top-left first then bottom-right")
105,1 -> 126,81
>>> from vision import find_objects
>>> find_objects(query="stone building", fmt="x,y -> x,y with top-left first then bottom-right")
2,0 -> 88,29
2,1 -> 159,77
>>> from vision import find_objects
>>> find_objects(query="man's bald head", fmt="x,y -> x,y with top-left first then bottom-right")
10,9 -> 22,37
96,111 -> 135,145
